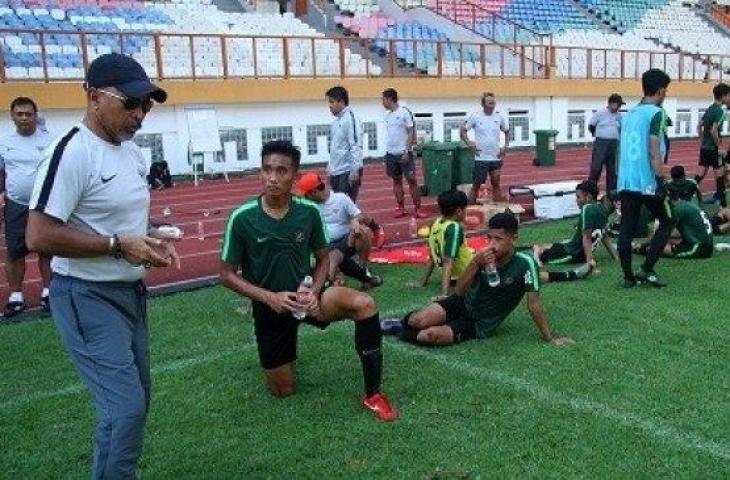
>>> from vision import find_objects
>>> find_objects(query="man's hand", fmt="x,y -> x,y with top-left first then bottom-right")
305,294 -> 321,318
119,236 -> 172,268
549,336 -> 575,347
265,291 -> 299,314
498,147 -> 507,159
473,249 -> 496,268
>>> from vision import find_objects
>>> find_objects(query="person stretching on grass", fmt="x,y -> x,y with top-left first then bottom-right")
709,207 -> 730,234
532,180 -> 618,271
219,140 -> 397,422
411,189 -> 473,300
382,212 -> 574,347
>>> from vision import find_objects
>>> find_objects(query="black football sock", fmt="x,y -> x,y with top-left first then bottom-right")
355,313 -> 382,397
716,176 -> 727,207
339,257 -> 372,283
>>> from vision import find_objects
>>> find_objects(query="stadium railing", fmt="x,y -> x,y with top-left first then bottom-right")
0,29 -> 726,83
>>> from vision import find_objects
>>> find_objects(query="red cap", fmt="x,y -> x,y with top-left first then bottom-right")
295,173 -> 324,196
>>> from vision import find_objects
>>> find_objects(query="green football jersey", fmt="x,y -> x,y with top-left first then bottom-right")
563,202 -> 609,257
465,252 -> 540,338
667,178 -> 701,203
672,200 -> 713,247
701,103 -> 725,150
221,195 -> 328,293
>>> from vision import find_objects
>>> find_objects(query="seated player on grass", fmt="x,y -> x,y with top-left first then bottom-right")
219,140 -> 397,422
709,207 -> 730,234
382,212 -> 574,347
296,172 -> 382,290
635,190 -> 714,259
532,180 -> 618,271
667,165 -> 702,205
411,189 -> 474,300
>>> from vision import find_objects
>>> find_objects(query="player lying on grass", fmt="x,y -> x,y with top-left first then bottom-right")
410,189 -> 474,300
635,190 -> 714,259
710,207 -> 730,234
382,212 -> 574,347
532,180 -> 618,271
219,140 -> 397,422
297,172 -> 382,290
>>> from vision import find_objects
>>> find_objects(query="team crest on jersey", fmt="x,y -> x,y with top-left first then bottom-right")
293,230 -> 306,243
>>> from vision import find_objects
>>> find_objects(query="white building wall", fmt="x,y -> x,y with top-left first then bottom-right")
0,96 -> 715,176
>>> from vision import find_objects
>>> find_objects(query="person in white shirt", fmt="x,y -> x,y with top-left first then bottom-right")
588,93 -> 624,192
460,93 -> 510,204
26,53 -> 178,479
0,97 -> 54,317
382,88 -> 425,219
297,172 -> 383,290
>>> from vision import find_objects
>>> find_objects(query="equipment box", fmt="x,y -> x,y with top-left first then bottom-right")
509,181 -> 580,220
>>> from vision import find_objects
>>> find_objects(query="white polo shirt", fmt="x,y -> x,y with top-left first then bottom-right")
30,123 -> 151,282
464,110 -> 509,162
322,192 -> 361,241
0,128 -> 55,205
384,105 -> 414,155
589,108 -> 622,140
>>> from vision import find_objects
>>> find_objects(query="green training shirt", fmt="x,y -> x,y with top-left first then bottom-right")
464,252 -> 540,338
667,178 -> 701,203
672,200 -> 713,248
563,202 -> 609,257
221,195 -> 328,293
701,103 -> 725,150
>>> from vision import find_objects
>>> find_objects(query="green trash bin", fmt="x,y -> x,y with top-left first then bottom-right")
453,141 -> 474,185
421,142 -> 457,196
533,130 -> 559,166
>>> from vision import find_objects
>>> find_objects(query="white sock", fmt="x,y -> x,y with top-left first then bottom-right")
42,288 -> 49,298
9,292 -> 23,303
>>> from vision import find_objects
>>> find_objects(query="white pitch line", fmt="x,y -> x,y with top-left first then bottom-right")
388,342 -> 730,462
0,302 -> 424,412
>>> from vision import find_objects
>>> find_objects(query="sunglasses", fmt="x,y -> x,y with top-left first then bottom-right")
98,89 -> 153,113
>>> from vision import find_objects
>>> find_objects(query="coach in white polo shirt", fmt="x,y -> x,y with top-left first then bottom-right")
26,53 -> 176,480
382,88 -> 425,219
460,92 -> 510,204
588,93 -> 624,192
0,97 -> 54,317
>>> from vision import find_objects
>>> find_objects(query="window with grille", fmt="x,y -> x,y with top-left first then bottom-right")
219,128 -> 248,161
508,111 -> 529,142
261,126 -> 293,144
414,113 -> 433,142
567,110 -> 585,141
675,109 -> 691,136
363,122 -> 378,151
133,133 -> 164,163
306,124 -> 331,155
443,112 -> 466,142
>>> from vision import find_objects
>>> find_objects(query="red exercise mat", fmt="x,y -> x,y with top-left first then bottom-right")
369,237 -> 490,264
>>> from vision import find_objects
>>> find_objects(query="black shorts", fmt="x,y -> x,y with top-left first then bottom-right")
473,161 -> 503,185
329,168 -> 363,202
435,295 -> 477,343
4,198 -> 30,260
671,242 -> 713,259
328,235 -> 355,257
699,148 -> 725,168
539,243 -> 584,265
385,152 -> 416,179
251,300 -> 329,370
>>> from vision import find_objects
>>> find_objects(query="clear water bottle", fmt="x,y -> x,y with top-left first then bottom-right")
486,262 -> 500,287
293,275 -> 313,321
197,220 -> 205,240
409,217 -> 418,238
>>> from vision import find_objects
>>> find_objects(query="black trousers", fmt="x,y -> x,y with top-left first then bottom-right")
589,138 -> 618,192
617,191 -> 674,279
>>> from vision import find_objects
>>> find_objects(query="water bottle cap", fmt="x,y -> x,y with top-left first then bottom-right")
303,275 -> 313,285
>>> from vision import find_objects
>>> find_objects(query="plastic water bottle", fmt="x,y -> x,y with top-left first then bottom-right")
409,217 -> 418,238
197,221 -> 205,240
486,262 -> 500,287
293,276 -> 313,321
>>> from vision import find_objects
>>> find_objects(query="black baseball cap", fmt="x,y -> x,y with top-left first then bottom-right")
608,93 -> 625,105
84,53 -> 167,103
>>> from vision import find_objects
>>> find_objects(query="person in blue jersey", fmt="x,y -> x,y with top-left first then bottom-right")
616,69 -> 674,288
